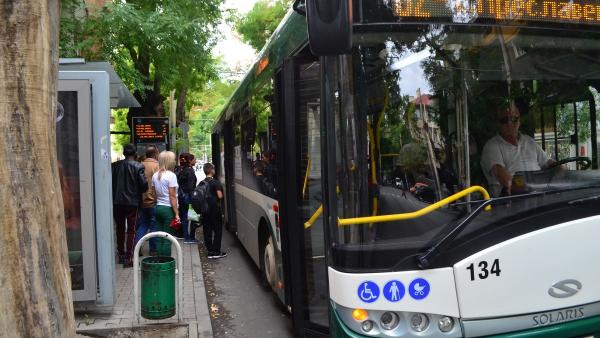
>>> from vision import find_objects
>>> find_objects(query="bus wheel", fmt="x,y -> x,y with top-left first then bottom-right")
263,234 -> 277,290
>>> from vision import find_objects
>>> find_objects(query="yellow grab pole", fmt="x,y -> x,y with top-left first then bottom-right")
304,205 -> 323,229
338,185 -> 491,226
302,158 -> 311,199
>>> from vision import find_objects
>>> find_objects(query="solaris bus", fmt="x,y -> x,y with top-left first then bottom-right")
211,0 -> 600,336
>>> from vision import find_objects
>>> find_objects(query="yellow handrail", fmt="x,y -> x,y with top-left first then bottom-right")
337,186 -> 492,226
304,205 -> 323,229
302,158 -> 311,199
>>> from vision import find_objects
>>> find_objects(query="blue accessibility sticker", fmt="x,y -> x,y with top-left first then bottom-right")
357,281 -> 380,303
383,280 -> 405,302
409,278 -> 430,300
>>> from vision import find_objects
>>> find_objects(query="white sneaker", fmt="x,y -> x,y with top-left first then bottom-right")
209,251 -> 227,259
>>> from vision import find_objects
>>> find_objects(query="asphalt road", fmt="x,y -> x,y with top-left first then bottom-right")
197,227 -> 294,338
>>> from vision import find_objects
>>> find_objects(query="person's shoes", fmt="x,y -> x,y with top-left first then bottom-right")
118,254 -> 127,264
149,251 -> 158,256
209,251 -> 227,259
123,260 -> 133,268
184,238 -> 198,244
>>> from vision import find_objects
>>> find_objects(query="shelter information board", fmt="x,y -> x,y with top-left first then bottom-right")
132,117 -> 168,147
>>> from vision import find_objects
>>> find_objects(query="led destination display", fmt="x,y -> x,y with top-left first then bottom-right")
132,117 -> 168,145
390,0 -> 600,24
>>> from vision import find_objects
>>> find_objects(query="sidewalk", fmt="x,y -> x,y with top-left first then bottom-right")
74,240 -> 212,338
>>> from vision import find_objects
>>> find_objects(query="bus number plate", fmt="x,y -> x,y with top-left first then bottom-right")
466,259 -> 501,281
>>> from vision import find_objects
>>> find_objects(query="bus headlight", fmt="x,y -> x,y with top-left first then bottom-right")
410,313 -> 429,332
438,316 -> 454,332
361,319 -> 374,332
380,311 -> 400,330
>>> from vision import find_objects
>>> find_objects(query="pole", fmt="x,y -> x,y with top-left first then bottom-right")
169,90 -> 177,152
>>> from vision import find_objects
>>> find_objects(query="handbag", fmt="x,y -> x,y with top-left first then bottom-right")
169,218 -> 182,231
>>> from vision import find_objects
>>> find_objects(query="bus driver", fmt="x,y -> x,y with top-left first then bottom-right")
480,104 -> 555,196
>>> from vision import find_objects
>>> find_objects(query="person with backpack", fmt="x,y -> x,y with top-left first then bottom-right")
176,153 -> 197,243
197,162 -> 226,259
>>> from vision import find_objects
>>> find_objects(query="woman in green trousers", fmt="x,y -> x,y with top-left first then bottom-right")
151,151 -> 180,255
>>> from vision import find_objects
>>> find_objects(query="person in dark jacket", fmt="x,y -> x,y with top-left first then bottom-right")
176,153 -> 198,243
202,162 -> 226,259
112,144 -> 148,267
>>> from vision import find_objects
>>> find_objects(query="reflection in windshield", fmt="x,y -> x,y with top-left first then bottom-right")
330,25 -> 600,269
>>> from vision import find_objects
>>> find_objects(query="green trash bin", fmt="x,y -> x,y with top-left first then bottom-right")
141,256 -> 176,319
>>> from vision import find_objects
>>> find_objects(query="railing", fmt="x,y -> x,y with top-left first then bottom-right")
337,185 -> 491,226
303,185 -> 491,229
304,205 -> 323,229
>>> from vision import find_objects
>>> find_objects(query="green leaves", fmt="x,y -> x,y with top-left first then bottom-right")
60,0 -> 224,115
235,0 -> 291,51
188,80 -> 237,158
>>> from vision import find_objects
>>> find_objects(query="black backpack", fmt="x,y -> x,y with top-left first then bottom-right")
190,180 -> 210,215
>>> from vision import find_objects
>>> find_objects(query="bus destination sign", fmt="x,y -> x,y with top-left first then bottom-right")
391,0 -> 600,24
132,117 -> 168,146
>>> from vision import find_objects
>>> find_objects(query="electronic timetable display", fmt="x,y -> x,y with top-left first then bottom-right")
132,117 -> 168,146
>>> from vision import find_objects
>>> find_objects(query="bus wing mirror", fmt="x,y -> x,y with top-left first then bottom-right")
306,0 -> 353,56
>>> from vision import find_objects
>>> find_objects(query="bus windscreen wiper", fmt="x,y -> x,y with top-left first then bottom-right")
415,185 -> 600,269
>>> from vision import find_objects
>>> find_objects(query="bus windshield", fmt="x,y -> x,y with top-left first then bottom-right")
327,24 -> 600,271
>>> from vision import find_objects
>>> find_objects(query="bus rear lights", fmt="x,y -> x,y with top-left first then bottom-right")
361,320 -> 374,332
272,204 -> 279,212
380,311 -> 400,330
410,313 -> 430,332
438,316 -> 454,332
352,308 -> 369,321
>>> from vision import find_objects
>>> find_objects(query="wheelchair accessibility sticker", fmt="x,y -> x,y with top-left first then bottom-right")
409,278 -> 430,300
358,281 -> 380,303
383,280 -> 405,302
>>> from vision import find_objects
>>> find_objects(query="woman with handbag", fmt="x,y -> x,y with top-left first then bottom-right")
152,151 -> 180,255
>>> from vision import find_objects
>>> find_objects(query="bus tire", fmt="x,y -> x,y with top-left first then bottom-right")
262,234 -> 277,290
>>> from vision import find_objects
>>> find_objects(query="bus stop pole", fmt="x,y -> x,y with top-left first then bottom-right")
133,231 -> 183,323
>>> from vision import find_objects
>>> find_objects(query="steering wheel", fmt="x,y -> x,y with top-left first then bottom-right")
546,156 -> 592,170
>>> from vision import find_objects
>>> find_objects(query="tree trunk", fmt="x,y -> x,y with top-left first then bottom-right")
176,86 -> 188,123
128,78 -> 165,129
0,1 -> 76,337
126,46 -> 165,128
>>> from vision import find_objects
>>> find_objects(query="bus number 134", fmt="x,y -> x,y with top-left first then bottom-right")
466,259 -> 501,281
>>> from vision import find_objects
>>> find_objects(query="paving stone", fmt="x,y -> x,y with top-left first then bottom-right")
75,243 -> 212,337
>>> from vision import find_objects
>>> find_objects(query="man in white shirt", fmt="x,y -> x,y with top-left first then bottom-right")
480,105 -> 555,196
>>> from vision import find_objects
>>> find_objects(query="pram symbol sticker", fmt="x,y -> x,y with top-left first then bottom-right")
357,281 -> 380,303
409,278 -> 430,300
383,280 -> 405,302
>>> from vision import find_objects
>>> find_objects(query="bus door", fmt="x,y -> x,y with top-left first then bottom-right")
222,119 -> 237,231
279,55 -> 329,337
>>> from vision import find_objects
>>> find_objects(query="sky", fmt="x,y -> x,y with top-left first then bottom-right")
213,0 -> 260,80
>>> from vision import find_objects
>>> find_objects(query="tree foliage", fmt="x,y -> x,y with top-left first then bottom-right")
235,0 -> 291,51
188,80 -> 238,159
60,0 -> 224,123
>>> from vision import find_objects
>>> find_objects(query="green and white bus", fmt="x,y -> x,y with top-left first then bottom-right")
212,0 -> 600,336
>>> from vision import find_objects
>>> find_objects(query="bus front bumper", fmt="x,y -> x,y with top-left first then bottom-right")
330,307 -> 600,338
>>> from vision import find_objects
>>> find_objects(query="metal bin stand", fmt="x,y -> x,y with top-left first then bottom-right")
133,231 -> 183,323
